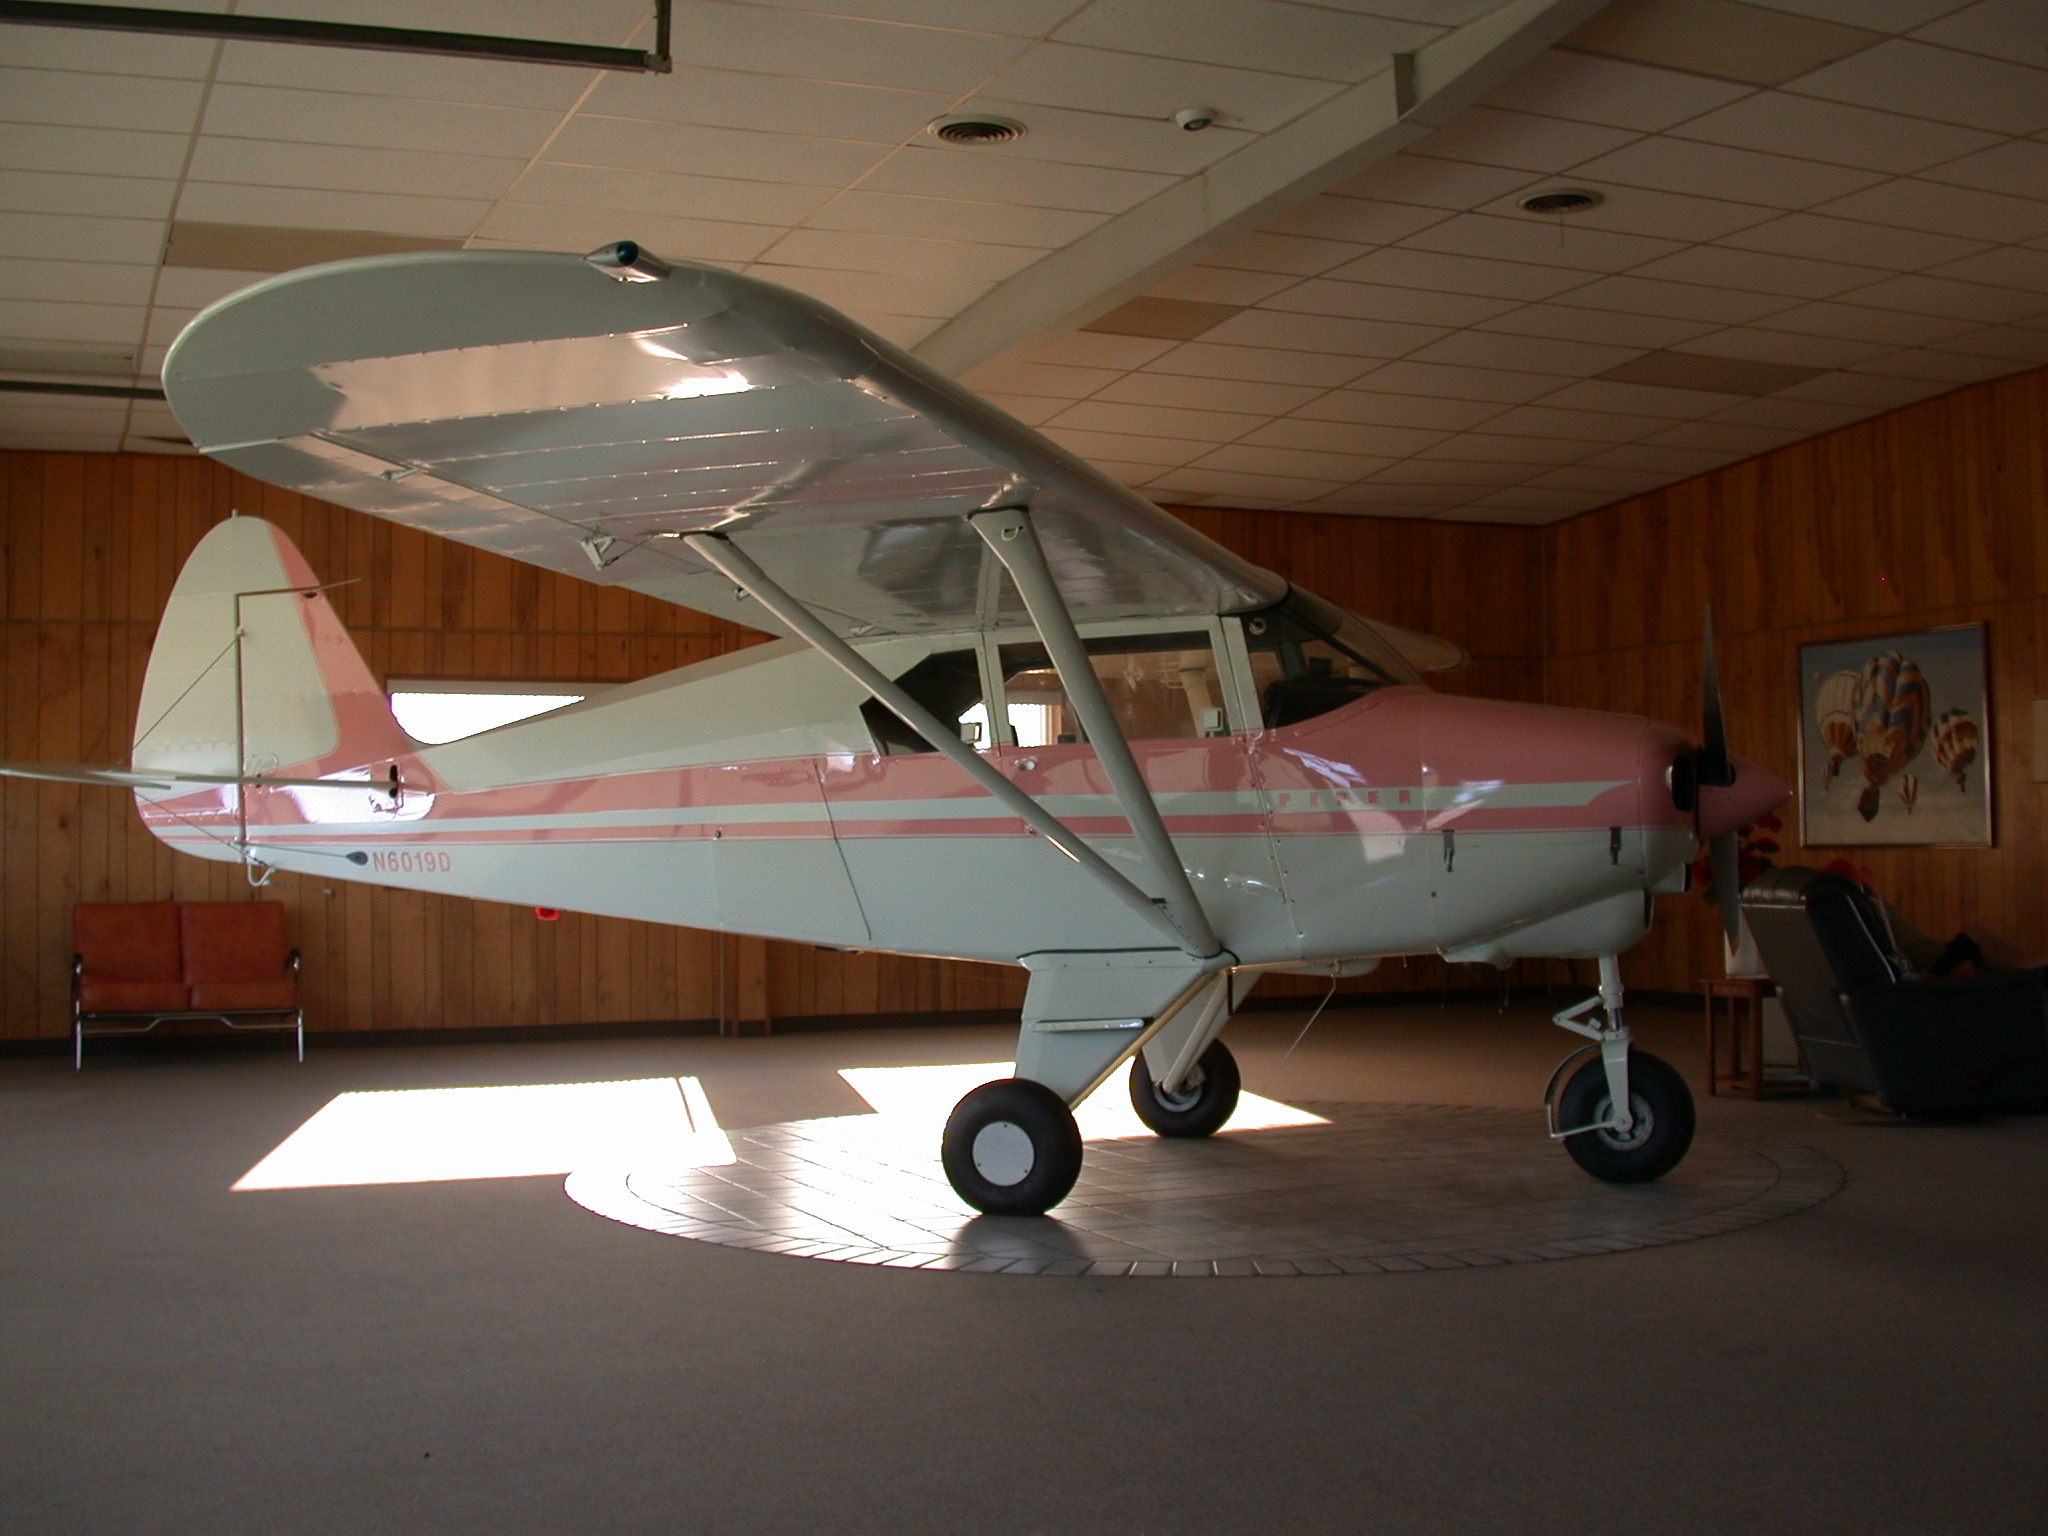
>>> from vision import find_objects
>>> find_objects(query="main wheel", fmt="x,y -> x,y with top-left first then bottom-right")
1557,1049 -> 1695,1183
1129,1040 -> 1241,1138
941,1078 -> 1083,1215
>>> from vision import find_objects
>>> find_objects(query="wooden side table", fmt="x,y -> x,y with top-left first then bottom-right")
1702,977 -> 1770,1098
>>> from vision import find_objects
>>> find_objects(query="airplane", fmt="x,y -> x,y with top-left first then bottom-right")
9,241 -> 1789,1216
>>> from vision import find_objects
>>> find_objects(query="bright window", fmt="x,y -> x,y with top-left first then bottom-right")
388,679 -> 591,744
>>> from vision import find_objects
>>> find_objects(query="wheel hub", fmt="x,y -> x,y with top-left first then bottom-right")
1594,1092 -> 1655,1151
970,1119 -> 1035,1186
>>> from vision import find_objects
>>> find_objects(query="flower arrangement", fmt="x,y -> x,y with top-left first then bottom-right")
1692,813 -> 1783,906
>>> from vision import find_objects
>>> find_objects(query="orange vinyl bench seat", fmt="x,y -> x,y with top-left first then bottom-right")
72,901 -> 303,1067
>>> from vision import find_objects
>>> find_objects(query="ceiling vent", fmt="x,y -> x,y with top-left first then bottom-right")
1518,189 -> 1603,215
927,115 -> 1025,146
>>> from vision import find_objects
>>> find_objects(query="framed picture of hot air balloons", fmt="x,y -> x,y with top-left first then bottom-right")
1798,624 -> 1990,848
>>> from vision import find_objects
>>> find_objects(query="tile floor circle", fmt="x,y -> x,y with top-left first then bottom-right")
566,1102 -> 1843,1277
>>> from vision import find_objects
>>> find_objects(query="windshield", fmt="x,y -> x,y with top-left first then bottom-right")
1240,591 -> 1420,729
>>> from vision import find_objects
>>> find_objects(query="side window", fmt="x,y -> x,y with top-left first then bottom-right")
998,633 -> 1225,747
1243,608 -> 1402,728
862,649 -> 984,755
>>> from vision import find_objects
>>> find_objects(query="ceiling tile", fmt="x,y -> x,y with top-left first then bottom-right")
1625,244 -> 1890,299
0,297 -> 145,345
1434,504 -> 1575,525
1472,486 -> 1614,512
587,65 -> 949,143
1709,396 -> 1875,430
1369,459 -> 1545,485
1205,232 -> 1373,276
0,258 -> 149,306
1289,390 -> 1506,430
1919,140 -> 2048,201
1469,302 -> 1718,349
1538,378 -> 1751,415
1396,211 -> 1683,271
1526,464 -> 1674,493
742,263 -> 990,318
1327,248 -> 1594,300
1669,89 -> 2001,175
0,169 -> 175,220
1046,398 -> 1270,440
1477,49 -> 1750,131
474,203 -> 782,263
1091,372 -> 1325,415
1401,108 -> 1640,174
1328,153 -> 1540,210
1350,358 -> 1574,402
213,40 -> 592,110
1923,246 -> 2048,293
757,228 -> 1043,283
945,98 -> 1253,177
804,191 -> 1102,249
1144,465 -> 1351,500
173,183 -> 489,238
736,0 -> 1079,33
958,359 -> 1122,399
201,84 -> 560,158
0,211 -> 165,265
1195,308 -> 1449,357
1848,348 -> 2026,382
859,147 -> 1175,214
836,310 -> 941,348
1786,40 -> 2048,135
1146,266 -> 1301,306
1262,196 -> 1454,245
1421,431 -> 1611,465
1475,403 -> 1668,443
1473,180 -> 1778,242
980,42 -> 1342,132
1257,279 -> 1519,327
1023,331 -> 1177,370
1745,0 -> 1963,30
1643,420 -> 1805,452
1761,294 -> 1998,342
188,139 -> 525,200
1584,442 -> 1742,474
1675,326 -> 1895,366
1562,0 -> 1885,86
1836,273 -> 2047,324
151,267 -> 263,309
1910,0 -> 2048,66
0,124 -> 187,180
1810,180 -> 2048,243
1772,370 -> 1953,406
1718,211 -> 1989,268
1053,0 -> 1439,82
1570,137 -> 1885,210
3,28 -> 217,79
1597,349 -> 1827,390
1033,427 -> 1206,467
1932,326 -> 2048,363
1192,443 -> 1396,480
1550,275 -> 1795,324
510,163 -> 837,226
0,67 -> 204,133
1242,416 -> 1453,456
1085,296 -> 1244,339
975,391 -> 1067,425
1144,341 -> 1377,387
547,118 -> 890,187
663,1 -> 1030,92
1406,329 -> 1644,376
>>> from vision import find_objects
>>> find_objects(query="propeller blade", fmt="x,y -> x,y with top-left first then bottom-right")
1699,605 -> 1734,788
1711,829 -> 1742,946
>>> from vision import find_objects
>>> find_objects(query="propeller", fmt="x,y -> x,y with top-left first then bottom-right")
1698,607 -> 1743,946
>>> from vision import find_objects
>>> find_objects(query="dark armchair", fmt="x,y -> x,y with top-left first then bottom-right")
1740,867 -> 2048,1115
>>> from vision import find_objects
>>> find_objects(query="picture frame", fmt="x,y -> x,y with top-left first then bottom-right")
1797,623 -> 1990,848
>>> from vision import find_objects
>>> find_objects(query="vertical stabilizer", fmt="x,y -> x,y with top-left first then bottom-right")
134,517 -> 407,780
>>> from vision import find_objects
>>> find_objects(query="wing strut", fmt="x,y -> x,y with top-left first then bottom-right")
680,532 -> 1196,954
968,508 -> 1222,959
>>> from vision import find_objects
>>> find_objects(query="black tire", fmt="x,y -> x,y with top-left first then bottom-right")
1558,1049 -> 1695,1183
940,1078 -> 1083,1215
1129,1040 -> 1241,1138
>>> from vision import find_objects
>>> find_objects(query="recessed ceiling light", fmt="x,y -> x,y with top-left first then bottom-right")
1517,189 -> 1603,215
927,115 -> 1026,146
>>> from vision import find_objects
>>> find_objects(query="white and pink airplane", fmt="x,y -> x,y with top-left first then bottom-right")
10,244 -> 1787,1214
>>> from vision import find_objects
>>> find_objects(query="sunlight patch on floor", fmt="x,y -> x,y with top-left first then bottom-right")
838,1062 -> 1328,1140
232,1076 -> 734,1190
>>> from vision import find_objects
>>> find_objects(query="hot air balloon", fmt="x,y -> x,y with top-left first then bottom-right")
1854,651 -> 1931,822
1934,708 -> 1979,791
1899,772 -> 1919,813
1814,669 -> 1860,787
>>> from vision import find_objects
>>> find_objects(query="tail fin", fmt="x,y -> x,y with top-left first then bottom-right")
134,516 -> 410,779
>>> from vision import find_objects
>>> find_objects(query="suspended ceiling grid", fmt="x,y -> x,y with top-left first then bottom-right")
1,0 -> 2045,526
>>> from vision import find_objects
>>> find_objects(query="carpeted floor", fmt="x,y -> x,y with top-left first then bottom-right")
4,1001 -> 2045,1535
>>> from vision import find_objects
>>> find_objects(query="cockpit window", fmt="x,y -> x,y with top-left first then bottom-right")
1241,593 -> 1419,729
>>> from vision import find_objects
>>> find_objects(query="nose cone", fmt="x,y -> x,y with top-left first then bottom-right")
1697,752 -> 1790,837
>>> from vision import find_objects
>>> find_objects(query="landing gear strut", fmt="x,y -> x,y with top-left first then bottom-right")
1130,1039 -> 1240,1137
1546,955 -> 1695,1183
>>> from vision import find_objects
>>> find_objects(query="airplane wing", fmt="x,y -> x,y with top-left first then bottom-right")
162,245 -> 1464,669
161,245 -> 1292,641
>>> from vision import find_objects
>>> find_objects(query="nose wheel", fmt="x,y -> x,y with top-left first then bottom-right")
941,1078 -> 1083,1215
1556,1049 -> 1694,1183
